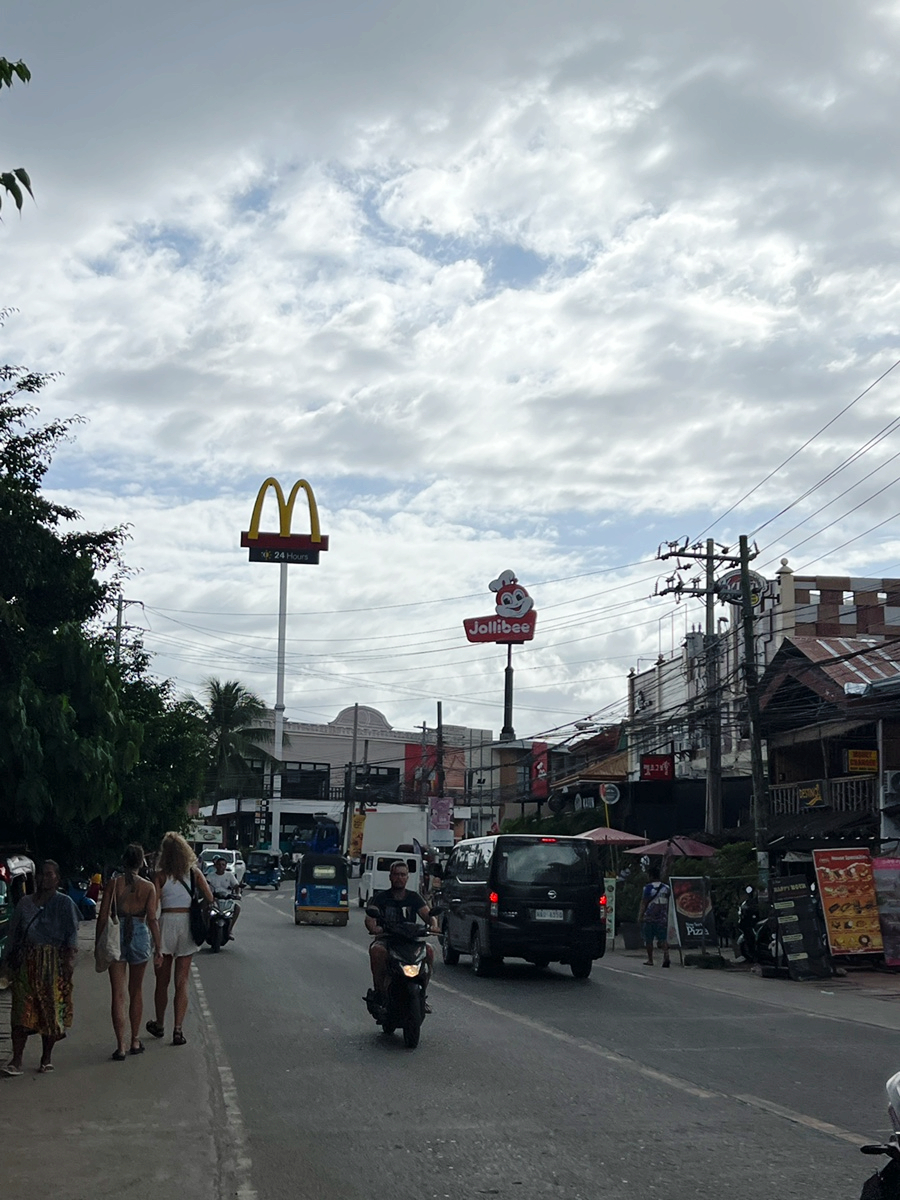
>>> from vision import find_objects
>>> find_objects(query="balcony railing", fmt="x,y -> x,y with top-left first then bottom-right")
770,775 -> 878,816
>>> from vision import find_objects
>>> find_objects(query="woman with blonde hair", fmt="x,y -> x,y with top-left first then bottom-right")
95,844 -> 161,1060
147,832 -> 213,1046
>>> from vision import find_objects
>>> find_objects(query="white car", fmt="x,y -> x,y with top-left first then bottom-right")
199,848 -> 246,885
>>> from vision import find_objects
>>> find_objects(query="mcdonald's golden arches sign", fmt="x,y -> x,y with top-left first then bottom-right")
240,477 -> 329,564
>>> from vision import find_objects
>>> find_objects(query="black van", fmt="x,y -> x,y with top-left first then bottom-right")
437,834 -> 607,978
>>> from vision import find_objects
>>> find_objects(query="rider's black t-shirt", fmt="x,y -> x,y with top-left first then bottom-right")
371,888 -> 428,930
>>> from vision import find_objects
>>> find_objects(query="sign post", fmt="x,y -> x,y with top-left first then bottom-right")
463,570 -> 538,743
241,478 -> 329,852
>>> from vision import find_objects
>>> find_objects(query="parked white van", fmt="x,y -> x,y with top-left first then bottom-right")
358,851 -> 423,908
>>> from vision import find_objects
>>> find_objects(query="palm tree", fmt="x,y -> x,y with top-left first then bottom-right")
193,679 -> 273,805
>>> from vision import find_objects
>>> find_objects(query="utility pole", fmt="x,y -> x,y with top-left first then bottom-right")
704,539 -> 723,835
656,540 -> 743,834
740,534 -> 770,890
114,595 -> 124,664
436,702 -> 445,798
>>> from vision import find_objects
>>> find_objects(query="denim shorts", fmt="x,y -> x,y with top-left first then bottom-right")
120,916 -> 152,965
642,919 -> 668,947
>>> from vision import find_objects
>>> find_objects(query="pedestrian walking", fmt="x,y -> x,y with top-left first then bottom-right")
0,859 -> 80,1076
638,865 -> 671,968
147,832 -> 213,1046
95,844 -> 162,1060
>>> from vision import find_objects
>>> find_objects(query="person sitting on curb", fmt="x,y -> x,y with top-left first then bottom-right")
638,865 -> 671,968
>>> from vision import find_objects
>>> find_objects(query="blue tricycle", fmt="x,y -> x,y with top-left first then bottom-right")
245,850 -> 282,890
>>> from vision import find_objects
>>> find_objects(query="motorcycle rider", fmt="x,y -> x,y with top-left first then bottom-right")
365,861 -> 438,1005
205,855 -> 241,939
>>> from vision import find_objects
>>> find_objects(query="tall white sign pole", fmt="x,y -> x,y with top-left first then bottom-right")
241,478 -> 329,854
270,560 -> 288,854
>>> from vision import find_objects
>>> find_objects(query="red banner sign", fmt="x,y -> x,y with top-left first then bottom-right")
640,754 -> 675,782
531,742 -> 549,799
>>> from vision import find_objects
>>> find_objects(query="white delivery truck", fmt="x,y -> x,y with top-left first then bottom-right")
357,805 -> 428,861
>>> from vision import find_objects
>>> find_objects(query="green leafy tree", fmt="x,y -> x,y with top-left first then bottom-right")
0,57 -> 34,214
193,678 -> 272,804
63,643 -> 208,869
0,359 -> 137,855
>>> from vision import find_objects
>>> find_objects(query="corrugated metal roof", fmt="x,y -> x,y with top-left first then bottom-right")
788,636 -> 900,689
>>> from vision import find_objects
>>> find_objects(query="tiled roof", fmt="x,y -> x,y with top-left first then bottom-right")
784,636 -> 900,690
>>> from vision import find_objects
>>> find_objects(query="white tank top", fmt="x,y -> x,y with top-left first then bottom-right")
160,873 -> 194,908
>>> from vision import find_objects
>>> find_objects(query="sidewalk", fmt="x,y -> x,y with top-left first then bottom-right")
1,923 -> 228,1199
604,942 -> 900,1031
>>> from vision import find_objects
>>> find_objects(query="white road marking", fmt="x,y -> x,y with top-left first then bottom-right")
255,904 -> 872,1146
192,966 -> 258,1200
733,1094 -> 868,1146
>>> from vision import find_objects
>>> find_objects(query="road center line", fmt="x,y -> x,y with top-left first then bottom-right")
192,966 -> 258,1200
256,902 -> 871,1146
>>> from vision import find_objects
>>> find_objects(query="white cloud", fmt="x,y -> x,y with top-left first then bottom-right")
5,1 -> 900,733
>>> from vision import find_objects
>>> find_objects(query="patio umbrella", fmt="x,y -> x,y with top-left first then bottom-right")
624,836 -> 716,858
577,827 -> 649,846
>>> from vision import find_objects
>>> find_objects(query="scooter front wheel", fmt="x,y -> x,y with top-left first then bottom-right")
402,987 -> 424,1049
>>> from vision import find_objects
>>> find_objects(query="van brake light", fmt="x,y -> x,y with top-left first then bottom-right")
540,837 -> 557,843
599,895 -> 607,905
489,890 -> 499,919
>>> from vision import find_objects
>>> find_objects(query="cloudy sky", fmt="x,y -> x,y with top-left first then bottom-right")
4,1 -> 900,741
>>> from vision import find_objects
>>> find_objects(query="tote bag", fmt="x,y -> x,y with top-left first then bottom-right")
187,870 -> 208,946
94,883 -> 121,972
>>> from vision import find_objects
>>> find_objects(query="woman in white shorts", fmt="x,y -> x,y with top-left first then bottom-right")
147,832 -> 214,1046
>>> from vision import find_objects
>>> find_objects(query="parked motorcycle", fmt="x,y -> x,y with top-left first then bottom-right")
735,886 -> 787,976
364,905 -> 440,1049
206,896 -> 236,952
66,879 -> 97,921
858,1072 -> 900,1198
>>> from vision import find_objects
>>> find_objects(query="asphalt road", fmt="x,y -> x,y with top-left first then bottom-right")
192,887 -> 898,1200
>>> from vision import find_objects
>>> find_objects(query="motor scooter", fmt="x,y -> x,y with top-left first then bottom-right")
206,896 -> 236,952
858,1072 -> 900,1198
735,886 -> 787,976
66,879 -> 97,921
364,905 -> 440,1049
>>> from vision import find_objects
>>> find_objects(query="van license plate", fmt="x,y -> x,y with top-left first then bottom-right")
534,908 -> 564,921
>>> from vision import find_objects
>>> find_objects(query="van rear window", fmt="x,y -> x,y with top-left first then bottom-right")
497,842 -> 593,886
375,857 -> 418,873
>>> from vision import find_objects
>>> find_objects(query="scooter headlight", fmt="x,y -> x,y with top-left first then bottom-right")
400,963 -> 421,977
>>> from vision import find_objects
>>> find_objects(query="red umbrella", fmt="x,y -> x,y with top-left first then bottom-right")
577,827 -> 649,846
625,836 -> 716,858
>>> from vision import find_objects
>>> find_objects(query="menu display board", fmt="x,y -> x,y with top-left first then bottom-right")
604,878 -> 616,946
872,858 -> 900,967
669,876 -> 717,949
772,875 -> 831,980
812,848 -> 883,956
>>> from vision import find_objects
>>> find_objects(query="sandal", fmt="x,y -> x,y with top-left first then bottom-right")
172,1028 -> 186,1046
38,1062 -> 55,1073
146,1020 -> 164,1039
111,1050 -> 126,1061
129,1041 -> 145,1055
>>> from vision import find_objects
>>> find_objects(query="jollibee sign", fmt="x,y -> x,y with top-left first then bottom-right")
464,570 -> 538,644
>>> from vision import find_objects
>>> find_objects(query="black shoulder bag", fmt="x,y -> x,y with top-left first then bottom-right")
184,870 -> 208,946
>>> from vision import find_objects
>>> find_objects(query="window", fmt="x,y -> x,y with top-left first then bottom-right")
497,841 -> 592,886
469,842 -> 491,883
376,856 -> 406,873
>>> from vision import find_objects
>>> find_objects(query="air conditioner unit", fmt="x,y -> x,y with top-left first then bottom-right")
884,770 -> 900,799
